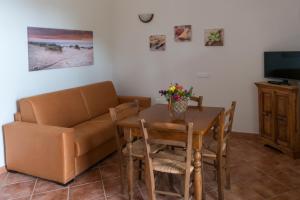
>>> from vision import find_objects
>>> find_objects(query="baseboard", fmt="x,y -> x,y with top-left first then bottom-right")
0,166 -> 7,174
232,131 -> 259,137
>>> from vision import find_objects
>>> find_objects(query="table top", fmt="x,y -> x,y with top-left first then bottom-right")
117,104 -> 224,135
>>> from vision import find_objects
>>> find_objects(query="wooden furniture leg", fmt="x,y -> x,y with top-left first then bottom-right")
193,136 -> 203,200
225,144 -> 231,190
201,156 -> 206,200
118,147 -> 125,193
216,158 -> 224,200
125,128 -> 134,200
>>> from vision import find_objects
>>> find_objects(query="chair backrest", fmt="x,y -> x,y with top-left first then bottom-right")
217,101 -> 236,155
109,100 -> 139,149
224,101 -> 236,141
190,96 -> 203,108
140,120 -> 194,200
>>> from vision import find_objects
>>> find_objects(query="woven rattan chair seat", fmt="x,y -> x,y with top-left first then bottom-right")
122,139 -> 165,158
152,150 -> 194,174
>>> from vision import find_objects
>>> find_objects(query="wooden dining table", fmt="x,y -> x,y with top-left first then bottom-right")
117,104 -> 224,200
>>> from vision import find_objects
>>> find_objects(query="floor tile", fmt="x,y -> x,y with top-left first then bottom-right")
270,188 -> 300,200
70,168 -> 101,187
69,182 -> 105,200
33,178 -> 65,194
0,180 -> 35,200
230,163 -> 266,184
98,153 -> 119,167
103,176 -> 123,197
4,172 -> 35,185
107,194 -> 128,200
266,166 -> 300,189
31,188 -> 68,200
0,173 -> 8,186
11,197 -> 30,200
243,176 -> 290,199
100,163 -> 120,180
3,134 -> 300,200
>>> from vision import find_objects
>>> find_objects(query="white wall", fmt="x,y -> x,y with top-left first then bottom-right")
0,0 -> 114,167
111,0 -> 300,133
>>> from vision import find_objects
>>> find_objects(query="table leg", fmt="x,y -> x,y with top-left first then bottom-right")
125,128 -> 134,200
193,140 -> 203,200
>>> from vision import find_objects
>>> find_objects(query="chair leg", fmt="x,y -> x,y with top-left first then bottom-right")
213,160 -> 217,181
201,158 -> 206,200
225,146 -> 231,190
216,159 -> 224,200
118,151 -> 125,194
145,162 -> 156,200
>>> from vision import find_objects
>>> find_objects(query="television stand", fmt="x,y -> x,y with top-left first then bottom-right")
267,80 -> 290,85
255,82 -> 300,158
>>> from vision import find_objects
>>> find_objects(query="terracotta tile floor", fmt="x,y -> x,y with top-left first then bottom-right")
1,133 -> 300,200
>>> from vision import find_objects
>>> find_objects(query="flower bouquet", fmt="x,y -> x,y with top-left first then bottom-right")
159,83 -> 193,119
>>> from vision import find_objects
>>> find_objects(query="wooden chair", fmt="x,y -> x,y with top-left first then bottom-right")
190,96 -> 203,108
140,120 -> 194,200
202,101 -> 236,200
109,101 -> 164,192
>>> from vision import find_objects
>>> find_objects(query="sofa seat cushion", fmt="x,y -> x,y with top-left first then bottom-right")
74,114 -> 115,157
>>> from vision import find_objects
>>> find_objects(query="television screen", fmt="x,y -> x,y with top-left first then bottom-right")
264,52 -> 300,80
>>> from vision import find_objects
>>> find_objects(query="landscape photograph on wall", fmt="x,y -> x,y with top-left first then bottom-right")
28,27 -> 94,71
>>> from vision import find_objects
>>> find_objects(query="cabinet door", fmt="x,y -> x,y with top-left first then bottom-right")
274,91 -> 291,147
259,88 -> 275,141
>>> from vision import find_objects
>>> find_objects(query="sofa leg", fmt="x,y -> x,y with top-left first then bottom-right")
50,179 -> 74,187
6,169 -> 17,173
61,179 -> 74,187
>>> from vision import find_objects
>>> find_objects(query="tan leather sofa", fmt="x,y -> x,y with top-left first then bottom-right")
3,81 -> 151,184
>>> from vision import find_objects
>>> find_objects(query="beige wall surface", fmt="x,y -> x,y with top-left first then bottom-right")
111,0 -> 300,134
0,0 -> 114,167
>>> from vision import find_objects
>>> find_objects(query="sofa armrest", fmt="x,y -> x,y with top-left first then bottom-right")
3,122 -> 75,184
118,96 -> 151,110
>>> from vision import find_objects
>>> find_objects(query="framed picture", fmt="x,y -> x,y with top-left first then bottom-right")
174,25 -> 192,42
149,35 -> 166,51
28,27 -> 94,71
204,28 -> 224,46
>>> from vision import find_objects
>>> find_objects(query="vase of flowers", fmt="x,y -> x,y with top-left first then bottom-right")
159,83 -> 193,120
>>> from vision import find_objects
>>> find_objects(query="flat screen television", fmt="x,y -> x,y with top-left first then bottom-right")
264,51 -> 300,81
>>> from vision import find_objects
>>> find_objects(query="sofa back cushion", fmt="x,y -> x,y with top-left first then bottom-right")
80,81 -> 119,118
19,88 -> 90,127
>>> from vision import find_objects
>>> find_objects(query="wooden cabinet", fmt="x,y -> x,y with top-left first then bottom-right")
256,82 -> 300,158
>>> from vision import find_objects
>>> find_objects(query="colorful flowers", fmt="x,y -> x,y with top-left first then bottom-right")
159,83 -> 193,103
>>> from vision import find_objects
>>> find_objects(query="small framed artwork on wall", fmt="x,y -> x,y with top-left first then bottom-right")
149,35 -> 166,51
204,28 -> 224,46
174,25 -> 192,42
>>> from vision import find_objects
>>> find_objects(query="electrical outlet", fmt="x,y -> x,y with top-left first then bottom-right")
197,72 -> 209,78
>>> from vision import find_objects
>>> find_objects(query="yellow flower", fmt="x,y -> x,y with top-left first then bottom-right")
169,86 -> 176,92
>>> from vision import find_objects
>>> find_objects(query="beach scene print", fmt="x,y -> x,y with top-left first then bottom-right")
28,27 -> 94,71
